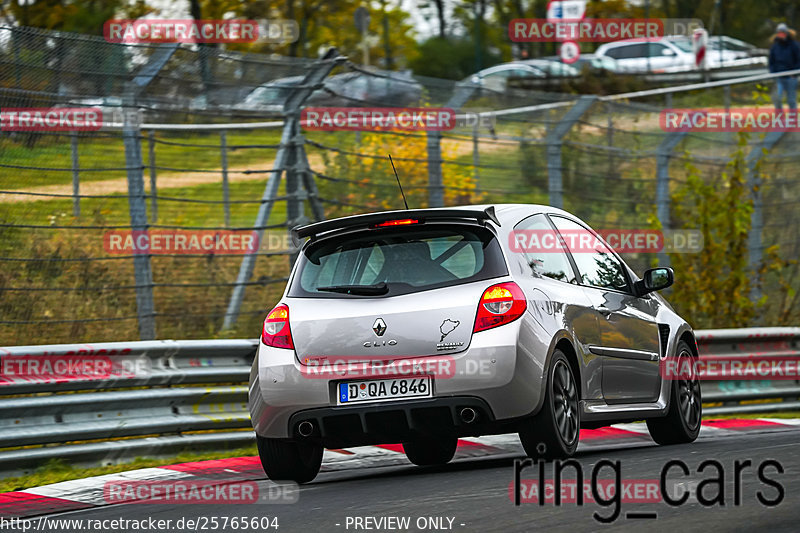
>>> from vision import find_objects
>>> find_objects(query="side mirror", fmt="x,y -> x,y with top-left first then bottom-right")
662,48 -> 676,56
635,267 -> 674,296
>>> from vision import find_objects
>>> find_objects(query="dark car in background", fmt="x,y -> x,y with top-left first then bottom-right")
234,69 -> 423,113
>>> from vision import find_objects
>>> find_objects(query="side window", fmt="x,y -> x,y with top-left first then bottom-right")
648,43 -> 673,57
626,43 -> 649,58
603,46 -> 624,59
483,68 -> 512,79
549,216 -> 630,292
512,214 -> 577,283
605,44 -> 644,59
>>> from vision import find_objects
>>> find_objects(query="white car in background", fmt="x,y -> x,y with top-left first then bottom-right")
595,38 -> 746,73
520,59 -> 581,77
466,63 -> 546,92
595,39 -> 695,73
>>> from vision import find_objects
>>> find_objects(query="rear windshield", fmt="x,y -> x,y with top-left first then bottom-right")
288,225 -> 508,298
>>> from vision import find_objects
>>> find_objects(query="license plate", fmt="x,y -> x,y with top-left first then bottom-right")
338,377 -> 431,404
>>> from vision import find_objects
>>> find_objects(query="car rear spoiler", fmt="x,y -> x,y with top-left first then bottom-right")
293,207 -> 500,241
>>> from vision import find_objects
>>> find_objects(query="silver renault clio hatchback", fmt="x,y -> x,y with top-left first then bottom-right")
249,205 -> 701,483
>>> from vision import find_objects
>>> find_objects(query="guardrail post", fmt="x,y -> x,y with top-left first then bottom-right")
746,131 -> 784,304
222,49 -> 342,331
221,130 -> 231,227
545,95 -> 596,209
123,88 -> 156,340
655,130 -> 689,266
148,130 -> 157,223
70,132 -> 80,218
426,84 -> 477,208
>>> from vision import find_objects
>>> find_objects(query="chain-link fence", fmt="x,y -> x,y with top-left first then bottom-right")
1,25 -> 798,344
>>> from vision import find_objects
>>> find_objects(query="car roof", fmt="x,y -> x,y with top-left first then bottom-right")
599,38 -> 675,46
479,63 -> 542,73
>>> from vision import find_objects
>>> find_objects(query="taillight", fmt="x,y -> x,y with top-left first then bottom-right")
261,304 -> 294,349
473,282 -> 527,333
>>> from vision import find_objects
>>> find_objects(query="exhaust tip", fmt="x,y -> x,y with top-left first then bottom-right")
459,407 -> 477,424
297,420 -> 314,437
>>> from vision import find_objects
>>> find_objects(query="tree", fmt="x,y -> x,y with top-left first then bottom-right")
236,0 -> 416,68
664,133 -> 760,328
409,36 -> 500,80
1,0 -> 148,35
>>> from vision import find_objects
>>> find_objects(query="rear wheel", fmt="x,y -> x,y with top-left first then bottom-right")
519,349 -> 580,459
647,340 -> 701,445
402,436 -> 458,466
256,436 -> 323,483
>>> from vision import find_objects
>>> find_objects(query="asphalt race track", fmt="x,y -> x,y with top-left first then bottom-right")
13,421 -> 800,533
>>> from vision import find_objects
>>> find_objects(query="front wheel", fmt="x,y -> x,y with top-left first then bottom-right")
646,340 -> 701,445
256,436 -> 323,483
519,349 -> 580,459
402,436 -> 458,466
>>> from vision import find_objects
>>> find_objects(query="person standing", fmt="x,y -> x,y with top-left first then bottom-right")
769,23 -> 800,111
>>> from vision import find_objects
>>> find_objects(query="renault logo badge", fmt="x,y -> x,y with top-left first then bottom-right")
372,318 -> 387,337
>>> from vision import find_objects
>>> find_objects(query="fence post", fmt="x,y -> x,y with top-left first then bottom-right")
472,122 -> 480,192
655,130 -> 689,266
296,136 -> 326,223
220,130 -> 230,227
119,43 -> 178,340
426,132 -> 444,207
222,49 -> 342,331
148,130 -> 157,223
746,131 -> 784,304
70,132 -> 80,218
122,91 -> 156,340
426,84 -> 477,208
545,95 -> 596,209
285,131 -> 308,266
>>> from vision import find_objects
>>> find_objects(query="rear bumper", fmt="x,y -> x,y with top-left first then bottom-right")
249,319 -> 549,440
287,396 -> 505,448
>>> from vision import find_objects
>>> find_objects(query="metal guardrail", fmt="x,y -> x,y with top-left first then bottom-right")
0,328 -> 798,476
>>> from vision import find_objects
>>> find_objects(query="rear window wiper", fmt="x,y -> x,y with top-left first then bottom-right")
316,282 -> 388,296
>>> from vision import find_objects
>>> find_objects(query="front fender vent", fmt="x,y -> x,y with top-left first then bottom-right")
658,324 -> 670,358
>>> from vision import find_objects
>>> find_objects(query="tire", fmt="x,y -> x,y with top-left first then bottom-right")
402,436 -> 458,466
646,340 -> 701,445
256,435 -> 323,483
519,349 -> 580,460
